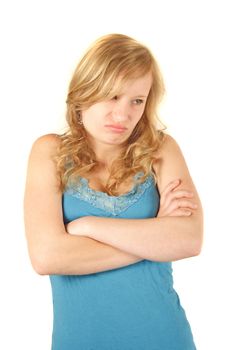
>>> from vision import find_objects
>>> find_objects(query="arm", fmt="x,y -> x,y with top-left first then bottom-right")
68,134 -> 204,262
24,134 -> 142,276
68,215 -> 200,262
40,234 -> 143,275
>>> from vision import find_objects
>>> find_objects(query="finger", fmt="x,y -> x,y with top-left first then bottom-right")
162,190 -> 194,209
165,199 -> 197,213
176,199 -> 198,209
173,190 -> 194,198
160,179 -> 180,197
157,207 -> 193,218
166,190 -> 194,202
168,209 -> 192,217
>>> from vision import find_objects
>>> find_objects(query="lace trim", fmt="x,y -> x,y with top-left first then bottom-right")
65,172 -> 155,216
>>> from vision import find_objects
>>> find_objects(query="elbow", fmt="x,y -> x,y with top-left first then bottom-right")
190,241 -> 202,257
29,245 -> 57,275
31,253 -> 51,276
188,214 -> 204,257
27,233 -> 67,275
33,265 -> 48,276
189,229 -> 204,257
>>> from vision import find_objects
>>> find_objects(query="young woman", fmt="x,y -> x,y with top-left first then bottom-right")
24,33 -> 203,349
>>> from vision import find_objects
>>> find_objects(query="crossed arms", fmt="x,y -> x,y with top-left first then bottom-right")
24,134 -> 203,275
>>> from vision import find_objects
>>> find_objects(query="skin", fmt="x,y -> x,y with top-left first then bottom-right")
66,135 -> 203,262
24,73 -> 203,275
66,74 -> 202,261
81,73 -> 152,167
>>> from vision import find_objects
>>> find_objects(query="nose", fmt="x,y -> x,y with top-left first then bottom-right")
112,100 -> 130,122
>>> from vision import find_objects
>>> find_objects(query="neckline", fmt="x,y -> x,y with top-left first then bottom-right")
65,172 -> 155,215
77,172 -> 153,199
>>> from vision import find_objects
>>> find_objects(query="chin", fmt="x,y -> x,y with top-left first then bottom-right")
106,136 -> 128,145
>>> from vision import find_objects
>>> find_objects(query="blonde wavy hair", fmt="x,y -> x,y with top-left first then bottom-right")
56,33 -> 167,195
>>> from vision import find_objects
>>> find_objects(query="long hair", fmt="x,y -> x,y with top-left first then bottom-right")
55,33 -> 167,195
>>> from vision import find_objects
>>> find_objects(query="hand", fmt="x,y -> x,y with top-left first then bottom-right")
157,179 -> 198,217
66,216 -> 90,236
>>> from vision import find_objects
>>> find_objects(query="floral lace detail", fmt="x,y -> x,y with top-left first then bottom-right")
65,172 -> 155,216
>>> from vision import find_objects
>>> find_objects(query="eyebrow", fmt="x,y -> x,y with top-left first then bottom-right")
133,95 -> 147,98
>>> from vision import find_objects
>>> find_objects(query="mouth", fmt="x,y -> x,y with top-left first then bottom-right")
105,125 -> 127,133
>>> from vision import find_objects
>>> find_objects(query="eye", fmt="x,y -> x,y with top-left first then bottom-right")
133,99 -> 144,105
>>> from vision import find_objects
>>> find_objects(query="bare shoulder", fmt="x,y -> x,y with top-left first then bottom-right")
26,133 -> 62,193
153,132 -> 199,195
155,133 -> 182,159
153,133 -> 184,169
30,133 -> 61,156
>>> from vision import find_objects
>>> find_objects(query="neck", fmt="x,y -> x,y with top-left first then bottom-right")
89,142 -> 125,169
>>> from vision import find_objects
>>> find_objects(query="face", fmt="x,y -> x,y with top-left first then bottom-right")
81,73 -> 152,150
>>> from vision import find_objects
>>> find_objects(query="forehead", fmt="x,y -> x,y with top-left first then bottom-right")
115,73 -> 152,96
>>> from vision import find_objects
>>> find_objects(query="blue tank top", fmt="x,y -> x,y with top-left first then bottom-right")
49,172 -> 196,349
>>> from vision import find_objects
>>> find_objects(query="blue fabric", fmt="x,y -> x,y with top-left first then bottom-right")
49,172 -> 196,350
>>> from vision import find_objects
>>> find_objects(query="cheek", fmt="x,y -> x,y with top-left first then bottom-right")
132,111 -> 144,126
82,109 -> 103,127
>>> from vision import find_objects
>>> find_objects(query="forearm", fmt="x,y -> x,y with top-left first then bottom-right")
70,216 -> 203,262
42,233 -> 142,275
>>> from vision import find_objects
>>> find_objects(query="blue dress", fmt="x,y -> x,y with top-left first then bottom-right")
49,172 -> 197,349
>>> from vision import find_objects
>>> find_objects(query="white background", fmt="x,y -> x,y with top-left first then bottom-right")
0,0 -> 232,349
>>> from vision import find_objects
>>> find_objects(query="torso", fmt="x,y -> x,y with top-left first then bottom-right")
84,163 -> 160,196
83,169 -> 136,195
